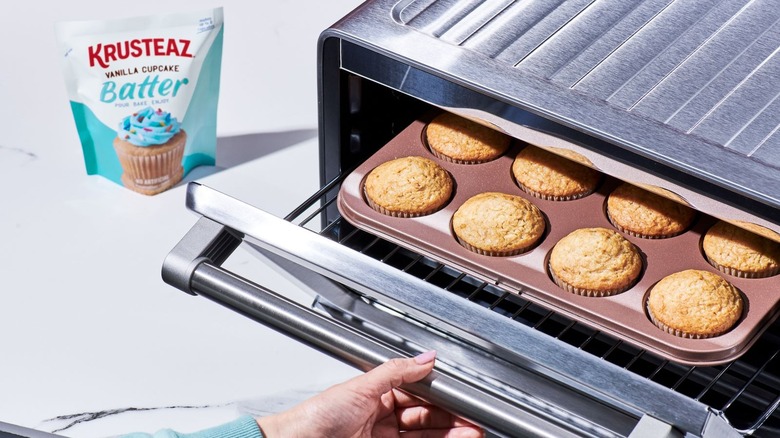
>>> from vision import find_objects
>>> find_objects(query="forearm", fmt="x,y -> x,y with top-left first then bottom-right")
121,415 -> 263,438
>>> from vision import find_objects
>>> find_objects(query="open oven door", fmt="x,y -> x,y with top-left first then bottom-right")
161,182 -> 742,438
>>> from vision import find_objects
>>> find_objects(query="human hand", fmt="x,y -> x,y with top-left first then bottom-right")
256,351 -> 484,438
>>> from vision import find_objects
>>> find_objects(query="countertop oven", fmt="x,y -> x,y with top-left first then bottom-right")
163,1 -> 780,436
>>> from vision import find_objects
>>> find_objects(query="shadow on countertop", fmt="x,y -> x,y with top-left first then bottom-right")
216,129 -> 318,169
181,128 -> 318,183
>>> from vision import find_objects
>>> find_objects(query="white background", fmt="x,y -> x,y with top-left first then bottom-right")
0,1 -> 364,436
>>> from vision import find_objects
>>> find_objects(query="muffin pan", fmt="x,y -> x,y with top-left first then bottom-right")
337,115 -> 780,365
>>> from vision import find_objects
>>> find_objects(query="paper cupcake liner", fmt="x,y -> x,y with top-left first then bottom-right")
704,257 -> 780,279
606,210 -> 684,240
647,304 -> 721,339
429,147 -> 499,165
548,265 -> 628,297
115,141 -> 185,195
455,236 -> 531,257
364,191 -> 442,218
121,167 -> 183,196
517,183 -> 594,202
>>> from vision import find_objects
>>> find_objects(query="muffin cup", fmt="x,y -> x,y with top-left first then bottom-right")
548,264 -> 631,297
364,188 -> 443,218
361,156 -> 453,218
429,147 -> 498,165
704,257 -> 780,279
455,236 -> 531,257
606,210 -> 684,239
647,304 -> 721,339
516,182 -> 594,202
423,115 -> 509,165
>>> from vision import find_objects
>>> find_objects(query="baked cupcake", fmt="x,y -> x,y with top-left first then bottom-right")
113,107 -> 186,196
731,220 -> 780,244
363,156 -> 453,218
647,269 -> 743,339
511,146 -> 601,201
702,221 -> 780,278
549,227 -> 642,297
452,192 -> 545,256
606,182 -> 696,239
425,112 -> 511,164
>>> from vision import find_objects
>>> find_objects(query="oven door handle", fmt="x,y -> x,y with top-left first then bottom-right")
162,215 -> 589,438
161,182 -> 740,438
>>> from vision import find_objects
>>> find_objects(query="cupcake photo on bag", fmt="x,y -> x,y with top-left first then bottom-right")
55,8 -> 223,196
113,107 -> 187,195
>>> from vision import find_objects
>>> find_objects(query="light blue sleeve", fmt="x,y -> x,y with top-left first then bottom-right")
121,415 -> 263,438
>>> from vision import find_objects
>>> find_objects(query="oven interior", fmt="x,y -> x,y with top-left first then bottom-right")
303,54 -> 780,435
163,12 -> 780,436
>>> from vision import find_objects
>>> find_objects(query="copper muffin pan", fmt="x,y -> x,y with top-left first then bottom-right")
337,115 -> 780,366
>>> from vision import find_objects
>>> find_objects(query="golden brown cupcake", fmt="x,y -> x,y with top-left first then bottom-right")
511,146 -> 601,201
549,227 -> 642,297
647,269 -> 743,338
702,221 -> 780,278
606,182 -> 696,239
363,156 -> 453,218
452,192 -> 545,256
425,112 -> 511,164
731,220 -> 780,244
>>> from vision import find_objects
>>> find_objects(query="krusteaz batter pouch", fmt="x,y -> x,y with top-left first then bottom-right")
56,8 -> 223,195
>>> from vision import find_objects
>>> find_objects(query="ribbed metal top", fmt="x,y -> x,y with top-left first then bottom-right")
396,0 -> 780,163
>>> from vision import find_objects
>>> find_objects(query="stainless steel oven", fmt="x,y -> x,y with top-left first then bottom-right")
162,1 -> 780,436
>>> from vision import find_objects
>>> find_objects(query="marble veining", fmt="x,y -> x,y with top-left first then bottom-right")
39,386 -> 327,435
43,404 -> 230,433
237,387 -> 323,418
0,144 -> 37,159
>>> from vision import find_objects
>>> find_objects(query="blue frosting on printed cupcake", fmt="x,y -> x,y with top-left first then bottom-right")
117,107 -> 181,146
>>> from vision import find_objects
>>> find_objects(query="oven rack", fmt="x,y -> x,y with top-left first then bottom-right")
164,180 -> 778,437
293,179 -> 780,437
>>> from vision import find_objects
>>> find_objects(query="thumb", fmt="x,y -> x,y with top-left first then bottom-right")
349,351 -> 437,398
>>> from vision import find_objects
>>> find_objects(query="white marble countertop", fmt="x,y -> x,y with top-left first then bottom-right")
0,1 -> 363,436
